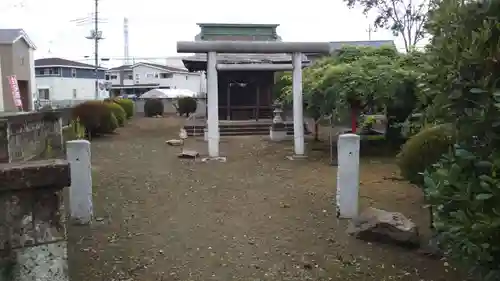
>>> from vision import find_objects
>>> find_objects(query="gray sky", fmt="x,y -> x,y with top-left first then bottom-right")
1,0 -> 401,67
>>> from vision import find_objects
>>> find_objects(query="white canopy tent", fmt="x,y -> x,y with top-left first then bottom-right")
141,89 -> 198,99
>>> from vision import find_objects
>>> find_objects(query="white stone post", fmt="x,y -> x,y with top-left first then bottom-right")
66,140 -> 93,225
292,52 -> 305,156
336,133 -> 361,219
207,51 -> 220,157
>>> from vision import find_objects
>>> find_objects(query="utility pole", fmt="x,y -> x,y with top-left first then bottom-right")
72,0 -> 106,100
367,25 -> 373,40
94,0 -> 99,99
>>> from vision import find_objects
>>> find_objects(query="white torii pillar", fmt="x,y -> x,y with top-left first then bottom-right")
292,52 -> 305,156
177,41 -> 331,158
206,52 -> 219,157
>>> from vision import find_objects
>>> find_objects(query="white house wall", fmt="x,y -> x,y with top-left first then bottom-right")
132,65 -> 205,93
36,77 -> 107,100
0,57 -> 4,111
28,48 -> 36,111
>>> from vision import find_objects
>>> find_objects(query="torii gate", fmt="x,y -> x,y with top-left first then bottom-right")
176,41 -> 331,158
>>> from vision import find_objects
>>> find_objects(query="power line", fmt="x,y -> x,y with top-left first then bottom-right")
71,0 -> 107,99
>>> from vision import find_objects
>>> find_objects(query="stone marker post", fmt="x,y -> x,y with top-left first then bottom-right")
66,140 -> 93,225
336,133 -> 361,219
0,159 -> 71,281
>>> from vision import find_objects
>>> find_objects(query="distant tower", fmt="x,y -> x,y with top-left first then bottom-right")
123,17 -> 130,64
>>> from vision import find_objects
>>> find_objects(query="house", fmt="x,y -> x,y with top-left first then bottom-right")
35,57 -> 108,102
0,29 -> 37,112
106,62 -> 205,97
306,40 -> 397,61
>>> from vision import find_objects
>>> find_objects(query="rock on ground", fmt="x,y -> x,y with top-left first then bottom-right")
347,207 -> 420,248
166,139 -> 183,146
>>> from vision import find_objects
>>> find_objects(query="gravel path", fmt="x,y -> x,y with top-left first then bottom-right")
68,117 -> 465,281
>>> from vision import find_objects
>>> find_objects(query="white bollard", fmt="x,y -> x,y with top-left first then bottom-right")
66,140 -> 93,225
336,133 -> 361,219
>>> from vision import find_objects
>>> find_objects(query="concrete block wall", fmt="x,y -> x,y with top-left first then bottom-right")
0,111 -> 64,163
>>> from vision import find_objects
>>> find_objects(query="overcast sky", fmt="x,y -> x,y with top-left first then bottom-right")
0,0 -> 402,67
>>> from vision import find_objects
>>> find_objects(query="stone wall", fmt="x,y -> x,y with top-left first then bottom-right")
0,159 -> 71,281
0,111 -> 64,163
134,98 -> 207,116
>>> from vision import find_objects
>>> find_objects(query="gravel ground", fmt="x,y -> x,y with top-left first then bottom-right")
67,117 -> 466,281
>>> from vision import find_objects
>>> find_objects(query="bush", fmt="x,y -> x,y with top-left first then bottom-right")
105,101 -> 126,127
177,97 -> 197,117
397,124 -> 455,184
424,148 -> 500,279
144,99 -> 164,117
114,98 -> 134,119
72,101 -> 118,135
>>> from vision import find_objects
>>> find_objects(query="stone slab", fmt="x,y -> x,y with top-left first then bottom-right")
0,160 -> 70,191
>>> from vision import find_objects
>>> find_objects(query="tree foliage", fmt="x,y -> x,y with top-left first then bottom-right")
278,46 -> 421,138
344,0 -> 430,52
421,0 -> 500,279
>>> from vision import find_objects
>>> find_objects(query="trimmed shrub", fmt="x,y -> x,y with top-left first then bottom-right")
105,101 -> 126,127
177,97 -> 197,117
72,101 -> 118,135
114,98 -> 134,119
397,124 -> 455,184
99,112 -> 118,133
144,99 -> 164,117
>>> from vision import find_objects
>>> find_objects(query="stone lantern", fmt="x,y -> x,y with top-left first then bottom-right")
269,101 -> 286,141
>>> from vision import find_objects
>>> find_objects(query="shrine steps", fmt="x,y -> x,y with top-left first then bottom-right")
184,120 -> 310,136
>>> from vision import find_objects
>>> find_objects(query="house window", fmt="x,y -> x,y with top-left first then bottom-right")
154,73 -> 159,78
135,74 -> 140,80
53,68 -> 59,75
160,73 -> 173,79
72,89 -> 77,99
185,75 -> 188,80
71,69 -> 77,78
127,74 -> 133,80
110,75 -> 117,79
105,74 -> 110,80
20,56 -> 25,65
37,69 -> 46,75
145,73 -> 154,78
38,89 -> 50,100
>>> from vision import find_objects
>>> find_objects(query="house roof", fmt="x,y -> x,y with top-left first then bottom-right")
108,64 -> 132,71
197,23 -> 279,28
0,29 -> 36,49
135,62 -> 188,73
329,40 -> 396,50
182,53 -> 309,72
108,62 -> 188,73
35,57 -> 107,70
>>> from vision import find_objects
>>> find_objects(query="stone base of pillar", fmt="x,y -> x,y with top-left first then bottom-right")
269,127 -> 287,142
286,154 -> 308,160
201,156 -> 227,163
204,128 -> 208,142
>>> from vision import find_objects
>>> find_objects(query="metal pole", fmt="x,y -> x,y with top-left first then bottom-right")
94,0 -> 99,99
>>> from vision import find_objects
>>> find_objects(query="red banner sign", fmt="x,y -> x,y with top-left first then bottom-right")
7,75 -> 22,110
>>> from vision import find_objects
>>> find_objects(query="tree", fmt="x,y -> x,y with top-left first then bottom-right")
344,0 -> 430,52
421,0 -> 500,279
279,46 -> 418,140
